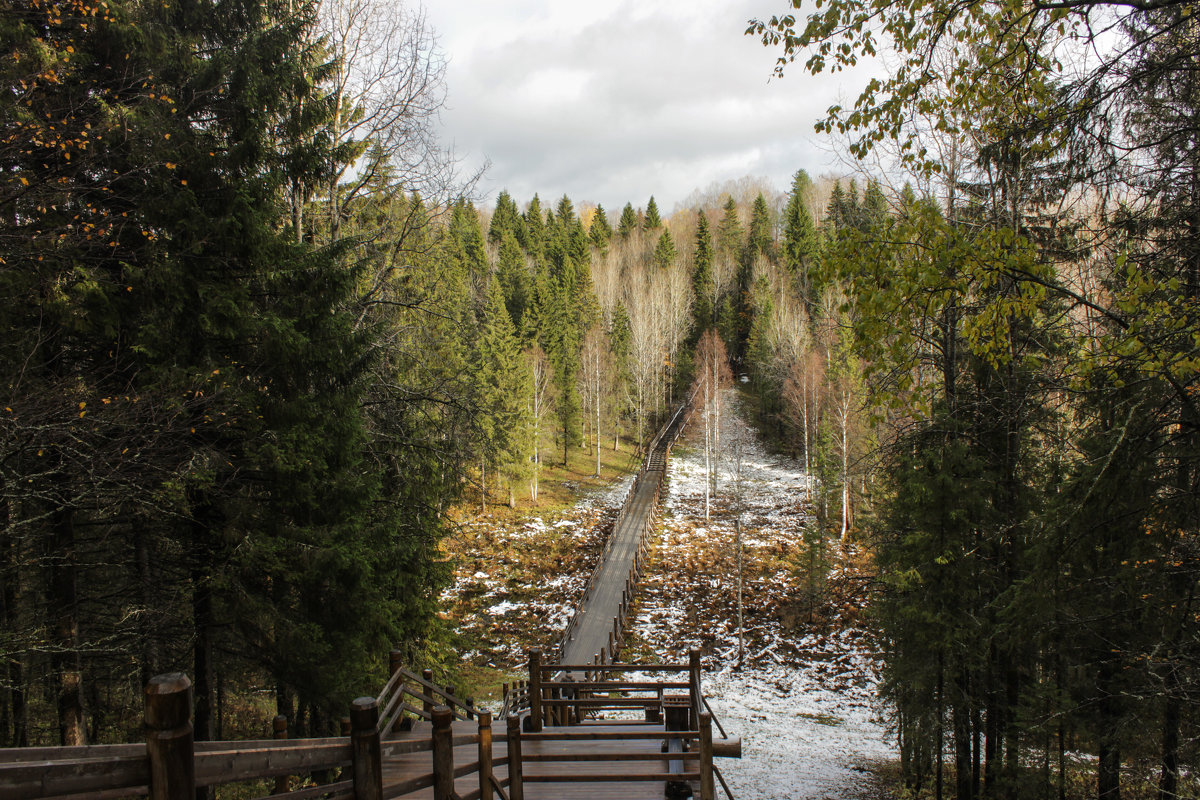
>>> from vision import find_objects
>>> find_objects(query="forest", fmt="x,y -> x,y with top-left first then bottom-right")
3,0 -> 1200,799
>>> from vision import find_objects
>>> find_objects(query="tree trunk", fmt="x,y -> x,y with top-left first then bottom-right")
1097,658 -> 1121,800
135,528 -> 158,687
191,507 -> 216,765
1158,665 -> 1180,800
954,698 -> 973,800
50,500 -> 86,746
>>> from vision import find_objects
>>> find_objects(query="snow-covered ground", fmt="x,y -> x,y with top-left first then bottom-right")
630,390 -> 894,800
441,475 -> 634,667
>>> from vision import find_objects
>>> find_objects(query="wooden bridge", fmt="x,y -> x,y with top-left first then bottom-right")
1,397 -> 743,800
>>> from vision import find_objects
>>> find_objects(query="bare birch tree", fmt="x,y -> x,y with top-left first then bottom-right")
692,330 -> 733,520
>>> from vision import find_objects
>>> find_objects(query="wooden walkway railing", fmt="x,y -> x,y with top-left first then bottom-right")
500,647 -> 740,799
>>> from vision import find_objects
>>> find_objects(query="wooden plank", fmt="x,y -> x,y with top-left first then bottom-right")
539,681 -> 689,691
521,753 -> 700,763
0,743 -> 143,761
544,664 -> 689,673
381,737 -> 433,757
0,754 -> 149,797
384,771 -> 435,797
540,698 -> 660,707
519,731 -> 699,741
12,783 -> 149,800
194,741 -> 352,785
522,773 -> 700,782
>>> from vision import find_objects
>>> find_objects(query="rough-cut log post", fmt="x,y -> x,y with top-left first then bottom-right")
432,706 -> 454,800
422,670 -> 435,715
689,648 -> 702,717
507,714 -> 524,800
527,649 -> 543,732
389,650 -> 403,678
272,714 -> 289,795
477,710 -> 494,800
350,697 -> 383,800
564,676 -> 578,724
145,673 -> 195,800
608,631 -> 615,661
699,712 -> 715,800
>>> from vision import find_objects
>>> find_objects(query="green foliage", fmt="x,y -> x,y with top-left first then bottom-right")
495,231 -> 530,334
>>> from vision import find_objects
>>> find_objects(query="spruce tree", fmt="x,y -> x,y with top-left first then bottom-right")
489,189 -> 526,245
862,179 -> 888,230
652,229 -> 678,269
617,202 -> 639,239
589,204 -> 612,251
717,195 -> 744,258
782,170 -> 820,276
524,195 -> 546,256
644,196 -> 663,229
692,212 -> 715,333
472,281 -> 533,507
746,193 -> 773,261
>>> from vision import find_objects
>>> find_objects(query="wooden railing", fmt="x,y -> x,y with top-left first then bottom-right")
500,649 -> 740,800
376,650 -> 481,733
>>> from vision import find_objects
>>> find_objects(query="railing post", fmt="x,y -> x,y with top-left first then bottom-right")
506,714 -> 524,800
689,648 -> 702,720
527,649 -> 543,732
422,669 -> 435,716
389,650 -> 403,678
477,710 -> 494,800
350,697 -> 383,800
145,673 -> 195,800
432,706 -> 454,800
272,714 -> 289,795
699,712 -> 716,800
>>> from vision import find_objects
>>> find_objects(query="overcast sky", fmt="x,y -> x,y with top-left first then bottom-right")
424,0 -> 876,213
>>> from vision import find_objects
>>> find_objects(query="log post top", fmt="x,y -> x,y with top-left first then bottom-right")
145,673 -> 192,730
351,696 -> 379,731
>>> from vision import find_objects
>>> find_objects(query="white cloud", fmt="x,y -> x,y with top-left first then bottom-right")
426,0 -> 880,211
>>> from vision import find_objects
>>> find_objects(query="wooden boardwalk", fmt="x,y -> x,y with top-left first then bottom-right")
559,396 -> 691,668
